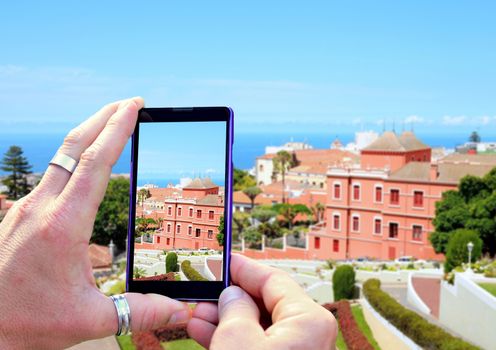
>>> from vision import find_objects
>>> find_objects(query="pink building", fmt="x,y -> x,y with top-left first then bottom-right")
306,132 -> 496,261
135,178 -> 224,251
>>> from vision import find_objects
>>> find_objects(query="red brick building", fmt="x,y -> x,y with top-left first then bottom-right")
135,178 -> 224,251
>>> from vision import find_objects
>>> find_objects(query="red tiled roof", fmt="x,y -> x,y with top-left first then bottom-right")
88,244 -> 112,268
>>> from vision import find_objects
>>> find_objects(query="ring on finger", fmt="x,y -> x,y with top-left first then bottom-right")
110,294 -> 132,336
49,152 -> 79,174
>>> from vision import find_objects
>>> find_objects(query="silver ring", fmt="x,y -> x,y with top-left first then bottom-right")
110,294 -> 131,336
49,152 -> 78,174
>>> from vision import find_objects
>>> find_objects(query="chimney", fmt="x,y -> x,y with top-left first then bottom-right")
430,164 -> 439,181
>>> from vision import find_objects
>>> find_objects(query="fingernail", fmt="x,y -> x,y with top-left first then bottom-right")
219,286 -> 245,306
125,100 -> 137,110
169,309 -> 191,324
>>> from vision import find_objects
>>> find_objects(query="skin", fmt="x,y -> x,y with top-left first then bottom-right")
0,98 -> 337,349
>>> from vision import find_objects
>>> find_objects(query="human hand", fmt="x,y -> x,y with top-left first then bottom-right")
0,98 -> 191,349
188,254 -> 337,349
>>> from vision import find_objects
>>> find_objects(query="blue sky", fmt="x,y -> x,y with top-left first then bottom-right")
0,1 -> 495,136
137,121 -> 226,182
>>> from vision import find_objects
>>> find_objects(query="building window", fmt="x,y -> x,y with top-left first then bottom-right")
167,224 -> 171,233
157,236 -> 161,244
168,206 -> 172,215
314,237 -> 320,250
413,191 -> 423,207
333,239 -> 339,252
374,219 -> 382,235
188,226 -> 192,235
412,225 -> 422,241
208,230 -> 213,239
333,214 -> 340,230
389,223 -> 399,238
178,207 -> 182,216
333,184 -> 341,199
197,210 -> 202,219
320,182 -> 324,189
177,225 -> 181,234
166,238 -> 170,245
352,216 -> 360,232
352,184 -> 360,201
195,228 -> 201,238
189,208 -> 193,217
390,189 -> 400,205
259,164 -> 264,171
375,186 -> 383,202
209,210 -> 214,220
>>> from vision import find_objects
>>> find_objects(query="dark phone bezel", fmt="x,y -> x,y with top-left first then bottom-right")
126,107 -> 233,301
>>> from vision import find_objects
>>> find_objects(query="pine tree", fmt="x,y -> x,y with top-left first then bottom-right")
1,146 -> 32,199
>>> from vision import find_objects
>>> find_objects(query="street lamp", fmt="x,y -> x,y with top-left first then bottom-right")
467,241 -> 474,271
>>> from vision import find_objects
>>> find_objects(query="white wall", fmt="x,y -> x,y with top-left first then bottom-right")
439,272 -> 496,349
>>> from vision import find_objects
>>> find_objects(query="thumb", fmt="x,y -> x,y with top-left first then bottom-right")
213,286 -> 265,348
95,292 -> 191,337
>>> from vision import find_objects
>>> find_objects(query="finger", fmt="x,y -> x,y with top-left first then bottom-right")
192,302 -> 219,324
230,254 -> 306,314
37,98 -> 136,197
57,99 -> 142,230
209,286 -> 265,348
187,318 -> 216,349
93,293 -> 191,338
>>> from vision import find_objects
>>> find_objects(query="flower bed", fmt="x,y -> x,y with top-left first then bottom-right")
134,272 -> 176,281
363,278 -> 479,350
323,300 -> 374,350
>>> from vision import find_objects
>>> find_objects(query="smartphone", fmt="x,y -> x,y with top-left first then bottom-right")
126,107 -> 233,301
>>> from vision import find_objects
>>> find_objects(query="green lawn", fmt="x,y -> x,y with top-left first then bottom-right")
351,305 -> 381,350
478,283 -> 496,297
336,329 -> 347,350
164,339 -> 205,350
116,335 -> 135,350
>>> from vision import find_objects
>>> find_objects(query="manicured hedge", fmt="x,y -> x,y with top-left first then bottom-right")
363,279 -> 479,350
332,264 -> 356,301
134,272 -> 176,281
323,300 -> 374,350
166,252 -> 179,273
131,331 -> 162,350
181,260 -> 208,281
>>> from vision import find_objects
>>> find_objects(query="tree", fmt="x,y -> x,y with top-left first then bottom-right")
468,131 -> 481,143
251,206 -> 277,224
217,215 -> 225,247
332,265 -> 356,301
273,203 -> 311,229
431,171 -> 496,257
444,229 -> 482,272
272,150 -> 295,203
137,188 -> 151,207
135,217 -> 158,237
242,186 -> 262,209
234,168 -> 256,191
232,211 -> 250,241
1,145 -> 32,199
92,177 -> 130,250
311,202 -> 325,223
166,252 -> 178,273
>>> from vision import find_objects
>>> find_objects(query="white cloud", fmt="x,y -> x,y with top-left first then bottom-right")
442,115 -> 466,126
351,118 -> 362,126
404,115 -> 424,123
480,115 -> 492,125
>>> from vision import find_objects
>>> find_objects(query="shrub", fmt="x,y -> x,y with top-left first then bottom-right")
484,261 -> 496,278
363,279 -> 479,350
181,260 -> 208,281
166,252 -> 178,273
323,300 -> 373,350
444,229 -> 482,273
333,265 -> 356,301
105,280 -> 126,296
134,272 -> 176,281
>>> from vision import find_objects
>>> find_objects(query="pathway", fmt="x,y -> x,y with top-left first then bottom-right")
411,276 -> 441,318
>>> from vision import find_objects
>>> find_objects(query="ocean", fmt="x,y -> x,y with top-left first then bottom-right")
0,130 -> 489,176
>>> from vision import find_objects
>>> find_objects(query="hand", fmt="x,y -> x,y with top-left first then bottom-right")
0,98 -> 191,349
188,254 -> 337,349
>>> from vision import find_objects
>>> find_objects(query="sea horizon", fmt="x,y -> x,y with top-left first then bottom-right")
1,130 -> 494,176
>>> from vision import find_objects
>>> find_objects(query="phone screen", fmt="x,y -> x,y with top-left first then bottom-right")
132,119 -> 228,284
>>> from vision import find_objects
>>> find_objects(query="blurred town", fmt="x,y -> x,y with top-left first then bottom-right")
1,129 -> 496,349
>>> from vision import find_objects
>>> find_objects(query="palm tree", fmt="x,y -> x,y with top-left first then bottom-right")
242,186 -> 262,209
232,212 -> 250,241
311,202 -> 325,223
138,188 -> 151,207
272,150 -> 295,204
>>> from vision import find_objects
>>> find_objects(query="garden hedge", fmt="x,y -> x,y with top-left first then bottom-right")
181,260 -> 208,281
323,300 -> 374,350
166,252 -> 178,273
332,264 -> 356,301
363,279 -> 479,350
